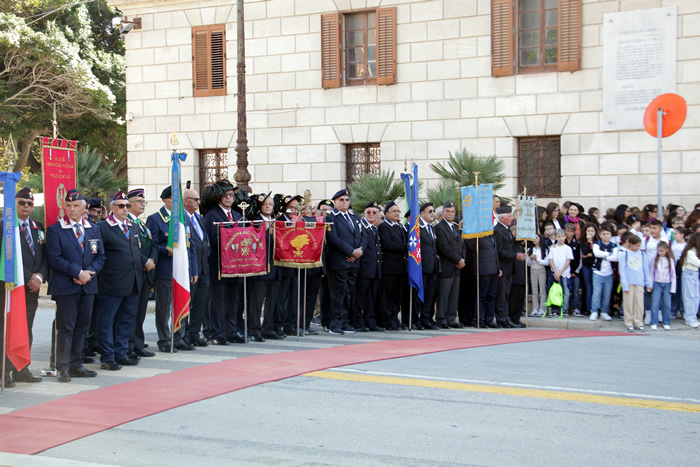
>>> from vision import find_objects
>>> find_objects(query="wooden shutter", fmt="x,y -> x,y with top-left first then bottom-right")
558,0 -> 582,72
376,7 -> 397,85
192,25 -> 227,97
321,13 -> 342,89
491,0 -> 515,77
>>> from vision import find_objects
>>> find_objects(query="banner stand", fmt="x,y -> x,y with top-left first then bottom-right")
41,319 -> 58,377
296,268 -> 301,340
303,269 -> 307,337
243,276 -> 248,343
1,290 -> 7,392
170,303 -> 174,354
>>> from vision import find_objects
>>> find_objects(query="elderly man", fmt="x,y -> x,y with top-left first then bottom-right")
46,189 -> 105,383
377,201 -> 406,331
494,205 -> 527,328
351,201 -> 383,332
276,195 -> 304,336
435,200 -> 466,328
95,192 -> 144,370
126,189 -> 157,358
183,188 -> 210,346
413,202 -> 439,329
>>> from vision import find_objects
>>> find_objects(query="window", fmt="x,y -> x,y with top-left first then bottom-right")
321,8 -> 396,89
517,136 -> 561,198
192,25 -> 227,97
199,149 -> 229,190
492,0 -> 581,77
346,143 -> 381,186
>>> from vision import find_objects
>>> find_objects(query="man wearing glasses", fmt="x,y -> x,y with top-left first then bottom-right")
126,189 -> 157,358
378,201 -> 407,331
183,188 -> 210,346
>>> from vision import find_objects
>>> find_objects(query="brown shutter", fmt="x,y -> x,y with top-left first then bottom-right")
491,0 -> 514,77
209,26 -> 226,96
193,26 -> 210,96
192,25 -> 227,97
558,0 -> 582,72
321,13 -> 342,89
376,7 -> 397,85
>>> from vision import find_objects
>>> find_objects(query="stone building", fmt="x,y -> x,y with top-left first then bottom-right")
109,0 -> 699,213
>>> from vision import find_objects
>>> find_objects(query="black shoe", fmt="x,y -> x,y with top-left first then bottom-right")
249,335 -> 265,342
228,335 -> 246,344
369,326 -> 386,332
116,357 -> 140,366
82,356 -> 95,364
440,323 -> 450,329
486,322 -> 499,328
209,338 -> 228,346
175,342 -> 195,351
83,350 -> 97,357
411,323 -> 423,330
399,324 -> 409,331
423,323 -> 440,330
133,348 -> 156,357
189,336 -> 209,347
100,361 -> 122,371
448,322 -> 460,328
262,331 -> 283,340
69,366 -> 97,378
478,320 -> 486,328
358,327 -> 370,332
143,343 -> 149,348
456,322 -> 466,328
57,369 -> 71,383
125,351 -> 142,360
159,344 -> 178,352
304,328 -> 320,335
14,368 -> 42,383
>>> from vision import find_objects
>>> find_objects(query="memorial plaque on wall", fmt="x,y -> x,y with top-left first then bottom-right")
603,7 -> 677,131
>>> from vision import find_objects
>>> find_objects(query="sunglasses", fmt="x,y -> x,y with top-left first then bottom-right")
115,203 -> 131,209
17,200 -> 33,207
186,197 -> 200,202
133,199 -> 148,205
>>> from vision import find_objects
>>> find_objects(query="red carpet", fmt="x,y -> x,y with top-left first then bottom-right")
0,330 -> 628,454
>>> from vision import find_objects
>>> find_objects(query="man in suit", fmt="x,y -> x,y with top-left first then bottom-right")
378,201 -> 405,331
298,200 -> 325,335
96,192 -> 144,370
351,201 -> 382,332
1,188 -> 48,386
466,235 -> 501,327
494,205 -> 528,328
183,188 -> 210,346
325,189 -> 367,334
201,180 -> 244,345
126,189 -> 157,358
46,189 -> 105,383
414,202 -> 439,329
435,200 -> 467,328
275,195 -> 303,336
146,186 -> 198,352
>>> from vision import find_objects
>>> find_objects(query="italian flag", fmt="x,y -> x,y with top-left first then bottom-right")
168,182 -> 190,333
1,220 -> 30,371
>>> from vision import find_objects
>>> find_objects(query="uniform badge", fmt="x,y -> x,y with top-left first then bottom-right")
89,238 -> 99,254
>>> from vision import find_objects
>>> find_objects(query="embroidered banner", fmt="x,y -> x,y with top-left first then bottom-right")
273,221 -> 325,268
41,137 -> 77,227
220,223 -> 268,277
461,183 -> 494,239
515,195 -> 538,241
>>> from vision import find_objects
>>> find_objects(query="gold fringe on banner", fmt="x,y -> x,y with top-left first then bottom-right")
462,229 -> 493,239
273,260 -> 323,269
221,271 -> 268,278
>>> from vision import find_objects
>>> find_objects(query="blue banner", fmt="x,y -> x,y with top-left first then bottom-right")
0,171 -> 22,286
461,183 -> 494,239
171,152 -> 187,245
401,164 -> 423,302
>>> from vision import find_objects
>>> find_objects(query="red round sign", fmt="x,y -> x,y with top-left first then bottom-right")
643,93 -> 687,138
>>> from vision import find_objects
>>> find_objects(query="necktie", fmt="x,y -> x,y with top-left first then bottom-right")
227,211 -> 233,222
191,214 -> 203,240
74,223 -> 85,250
122,223 -> 130,238
345,213 -> 354,230
22,222 -> 35,256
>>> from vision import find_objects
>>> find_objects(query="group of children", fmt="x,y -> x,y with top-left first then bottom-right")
523,202 -> 700,332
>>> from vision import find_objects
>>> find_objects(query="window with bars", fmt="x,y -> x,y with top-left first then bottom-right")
492,0 -> 581,76
517,136 -> 561,198
346,144 -> 381,186
199,149 -> 229,190
321,8 -> 396,88
192,25 -> 227,97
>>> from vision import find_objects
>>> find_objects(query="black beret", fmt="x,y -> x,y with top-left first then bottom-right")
420,202 -> 434,213
112,191 -> 128,202
495,206 -> 512,214
332,189 -> 348,200
15,187 -> 33,200
316,199 -> 334,210
385,201 -> 397,212
160,186 -> 172,199
87,198 -> 103,209
404,209 -> 411,219
127,188 -> 145,199
65,189 -> 84,202
364,201 -> 379,210
282,194 -> 303,210
444,200 -> 455,209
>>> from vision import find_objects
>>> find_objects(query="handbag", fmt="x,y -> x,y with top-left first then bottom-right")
546,281 -> 564,307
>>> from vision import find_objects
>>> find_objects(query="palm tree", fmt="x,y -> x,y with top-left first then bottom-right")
424,180 -> 460,208
348,170 -> 405,211
77,145 -> 128,197
430,149 -> 505,191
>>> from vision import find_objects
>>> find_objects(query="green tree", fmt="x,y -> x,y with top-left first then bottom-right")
424,180 -> 460,208
76,145 -> 127,197
430,149 -> 506,191
348,171 -> 406,213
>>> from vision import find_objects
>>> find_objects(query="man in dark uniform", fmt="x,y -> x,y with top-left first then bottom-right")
96,192 -> 143,370
435,200 -> 467,328
325,189 -> 366,334
298,200 -> 325,335
494,205 -> 527,328
87,198 -> 105,223
46,189 -> 105,383
1,188 -> 48,386
414,202 -> 438,329
351,201 -> 382,332
313,200 -> 334,330
377,201 -> 406,331
275,194 -> 303,336
146,186 -> 198,352
466,235 -> 501,327
201,180 -> 244,345
126,189 -> 157,358
183,188 -> 210,346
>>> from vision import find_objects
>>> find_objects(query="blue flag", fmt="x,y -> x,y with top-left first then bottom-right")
401,164 -> 423,302
461,183 -> 494,239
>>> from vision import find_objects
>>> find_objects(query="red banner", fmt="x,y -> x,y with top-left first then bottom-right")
219,224 -> 267,277
274,221 -> 325,268
41,137 -> 77,227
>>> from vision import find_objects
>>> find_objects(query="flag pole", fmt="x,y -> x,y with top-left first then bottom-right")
302,269 -> 307,336
523,187 -> 529,328
474,172 -> 481,330
243,276 -> 248,343
1,290 -> 8,392
296,268 -> 301,340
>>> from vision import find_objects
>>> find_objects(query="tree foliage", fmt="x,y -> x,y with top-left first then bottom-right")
76,145 -> 127,197
348,171 -> 406,213
430,149 -> 506,191
424,180 -> 460,208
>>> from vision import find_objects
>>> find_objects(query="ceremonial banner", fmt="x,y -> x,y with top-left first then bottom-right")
168,153 -> 190,333
515,195 -> 538,241
274,221 -> 325,268
219,224 -> 268,277
401,164 -> 423,302
0,171 -> 30,371
461,183 -> 494,239
41,137 -> 77,227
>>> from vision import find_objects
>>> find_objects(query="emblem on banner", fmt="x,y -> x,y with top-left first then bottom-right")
290,233 -> 311,257
462,194 -> 472,208
56,184 -> 67,219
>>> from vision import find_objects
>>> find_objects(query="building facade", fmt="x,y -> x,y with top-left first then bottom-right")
110,0 -> 700,213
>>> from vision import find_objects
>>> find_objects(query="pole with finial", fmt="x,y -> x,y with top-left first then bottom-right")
52,102 -> 58,140
472,170 -> 481,329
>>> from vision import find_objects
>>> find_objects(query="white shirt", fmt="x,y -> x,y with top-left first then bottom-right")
593,242 -> 618,276
547,243 -> 574,279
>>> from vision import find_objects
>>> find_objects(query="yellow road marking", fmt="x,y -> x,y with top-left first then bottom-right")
303,371 -> 700,414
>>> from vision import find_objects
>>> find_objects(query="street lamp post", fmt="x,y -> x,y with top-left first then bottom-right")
234,0 -> 251,192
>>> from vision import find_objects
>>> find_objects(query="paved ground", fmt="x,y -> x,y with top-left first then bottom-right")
1,298 -> 699,466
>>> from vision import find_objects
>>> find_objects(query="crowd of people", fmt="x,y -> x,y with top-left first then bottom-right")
2,182 -> 699,388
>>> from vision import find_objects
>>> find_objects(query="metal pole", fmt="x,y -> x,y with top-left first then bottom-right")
170,302 -> 174,354
296,268 -> 301,339
1,290 -> 8,392
525,243 -> 529,329
302,269 -> 307,337
408,291 -> 413,331
476,238 -> 480,329
657,108 -> 664,221
243,277 -> 248,343
234,0 -> 251,192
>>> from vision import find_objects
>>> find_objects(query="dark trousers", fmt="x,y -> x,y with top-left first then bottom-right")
97,285 -> 139,362
303,271 -> 322,329
413,273 -> 436,326
458,272 -> 477,325
54,292 -> 94,371
509,284 -> 526,323
187,274 -> 210,340
351,275 -> 379,329
327,268 -> 358,330
320,276 -> 331,327
129,274 -> 151,352
155,278 -> 185,348
436,274 -> 460,325
495,274 -> 513,323
478,274 -> 499,324
250,279 -> 279,336
276,268 -> 299,332
380,274 -> 403,328
209,281 -> 240,340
